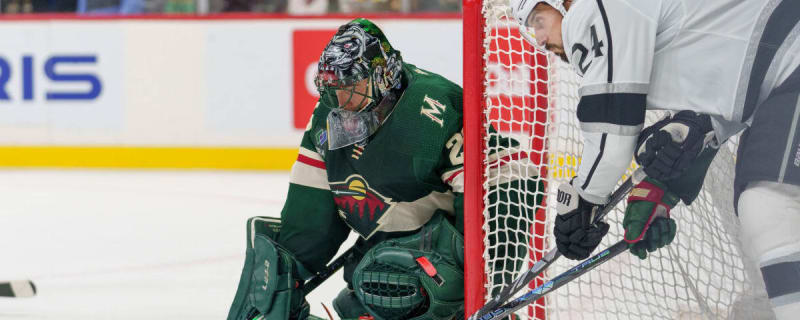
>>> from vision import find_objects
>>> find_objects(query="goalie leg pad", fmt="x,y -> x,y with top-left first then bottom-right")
228,217 -> 310,320
351,213 -> 465,320
738,182 -> 800,320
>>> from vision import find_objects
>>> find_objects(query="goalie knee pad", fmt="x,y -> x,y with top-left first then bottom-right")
351,214 -> 464,320
227,217 -> 313,320
738,182 -> 800,319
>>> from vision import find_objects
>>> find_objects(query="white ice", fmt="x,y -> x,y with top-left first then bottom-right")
0,170 -> 354,320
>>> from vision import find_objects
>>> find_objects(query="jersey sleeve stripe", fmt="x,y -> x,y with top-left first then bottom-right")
486,151 -> 540,187
446,172 -> 464,193
595,0 -> 613,83
487,151 -> 541,178
487,151 -> 529,166
580,122 -> 643,136
580,133 -> 607,190
579,83 -> 648,96
444,169 -> 463,183
297,153 -> 326,170
289,160 -> 330,190
577,93 -> 646,126
298,146 -> 324,162
486,162 -> 539,187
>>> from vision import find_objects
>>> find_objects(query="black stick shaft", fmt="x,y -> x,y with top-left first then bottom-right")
478,240 -> 630,320
303,247 -> 358,295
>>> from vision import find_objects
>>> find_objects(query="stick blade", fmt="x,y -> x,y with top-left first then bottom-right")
0,280 -> 37,298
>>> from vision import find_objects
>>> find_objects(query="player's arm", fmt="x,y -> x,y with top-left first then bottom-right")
563,0 -> 658,204
277,111 -> 350,274
554,0 -> 658,260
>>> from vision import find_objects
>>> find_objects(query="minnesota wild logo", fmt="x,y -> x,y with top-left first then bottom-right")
331,175 -> 394,238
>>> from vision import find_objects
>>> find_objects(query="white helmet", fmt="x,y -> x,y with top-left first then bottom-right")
510,0 -> 567,49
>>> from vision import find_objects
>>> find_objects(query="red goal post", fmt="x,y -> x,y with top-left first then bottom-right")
464,0 -> 551,317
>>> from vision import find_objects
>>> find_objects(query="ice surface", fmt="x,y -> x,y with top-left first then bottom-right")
0,170 -> 353,320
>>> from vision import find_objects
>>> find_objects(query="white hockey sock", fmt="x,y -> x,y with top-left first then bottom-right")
738,181 -> 800,320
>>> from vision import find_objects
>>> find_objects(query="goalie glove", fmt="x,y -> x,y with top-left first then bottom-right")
635,110 -> 715,181
554,182 -> 610,260
623,178 -> 680,259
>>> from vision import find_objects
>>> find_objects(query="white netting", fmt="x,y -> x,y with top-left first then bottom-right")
479,1 -> 774,319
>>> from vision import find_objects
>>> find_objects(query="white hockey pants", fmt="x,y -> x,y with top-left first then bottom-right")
738,181 -> 800,320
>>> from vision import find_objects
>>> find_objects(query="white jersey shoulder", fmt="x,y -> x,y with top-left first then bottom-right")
563,0 -> 799,127
561,0 -> 800,202
562,0 -> 660,88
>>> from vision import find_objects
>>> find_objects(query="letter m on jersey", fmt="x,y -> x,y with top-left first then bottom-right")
420,95 -> 447,127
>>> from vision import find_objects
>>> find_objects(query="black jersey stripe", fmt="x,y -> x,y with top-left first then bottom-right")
581,133 -> 608,190
742,0 -> 800,121
580,0 -> 614,191
577,93 -> 647,126
762,259 -> 800,299
596,0 -> 613,83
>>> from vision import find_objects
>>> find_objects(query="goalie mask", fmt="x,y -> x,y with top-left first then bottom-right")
511,0 -> 568,52
315,18 -> 403,150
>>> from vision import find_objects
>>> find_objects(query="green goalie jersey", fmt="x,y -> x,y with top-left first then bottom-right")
276,63 -> 540,282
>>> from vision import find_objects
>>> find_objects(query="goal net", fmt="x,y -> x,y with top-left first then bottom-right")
462,1 -> 774,319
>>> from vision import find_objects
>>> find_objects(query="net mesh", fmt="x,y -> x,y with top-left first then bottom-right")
478,1 -> 774,319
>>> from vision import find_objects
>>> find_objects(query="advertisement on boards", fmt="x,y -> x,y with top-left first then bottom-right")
0,24 -> 124,144
0,17 -> 461,169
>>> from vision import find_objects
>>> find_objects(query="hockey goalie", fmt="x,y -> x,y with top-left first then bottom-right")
510,0 -> 800,318
227,18 -> 542,320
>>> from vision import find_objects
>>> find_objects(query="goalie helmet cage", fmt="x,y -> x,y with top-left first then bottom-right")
462,0 -> 774,319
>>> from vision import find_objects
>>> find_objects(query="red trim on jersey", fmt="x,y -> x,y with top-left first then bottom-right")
297,154 -> 326,170
452,152 -> 529,184
487,151 -> 529,168
0,13 -> 461,22
444,169 -> 464,183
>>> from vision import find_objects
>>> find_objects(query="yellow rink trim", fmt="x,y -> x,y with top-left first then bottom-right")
0,146 -> 298,170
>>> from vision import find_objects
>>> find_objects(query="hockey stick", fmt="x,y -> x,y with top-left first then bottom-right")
476,239 -> 630,320
0,280 -> 36,298
303,246 -> 359,295
470,168 -> 646,320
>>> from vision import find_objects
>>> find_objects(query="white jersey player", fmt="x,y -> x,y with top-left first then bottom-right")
511,0 -> 800,318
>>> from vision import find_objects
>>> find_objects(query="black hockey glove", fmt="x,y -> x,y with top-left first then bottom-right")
635,111 -> 715,181
554,181 -> 610,260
